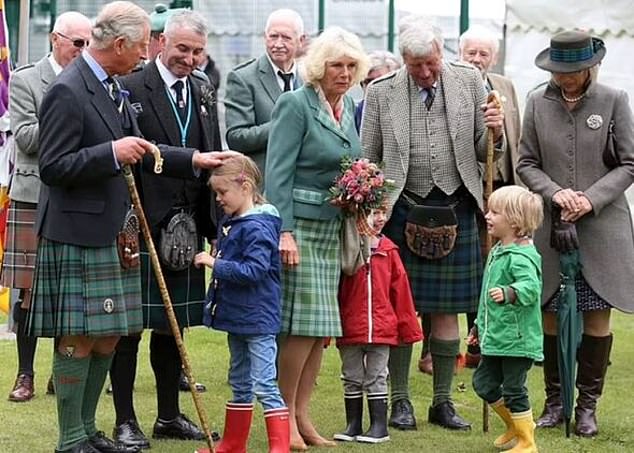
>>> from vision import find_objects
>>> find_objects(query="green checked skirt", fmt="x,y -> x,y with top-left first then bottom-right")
281,217 -> 342,337
27,237 -> 143,337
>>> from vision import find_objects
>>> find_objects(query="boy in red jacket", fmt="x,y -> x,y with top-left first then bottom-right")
334,207 -> 422,443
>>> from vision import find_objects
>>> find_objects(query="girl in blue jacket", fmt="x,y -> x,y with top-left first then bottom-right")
194,155 -> 288,453
469,185 -> 544,453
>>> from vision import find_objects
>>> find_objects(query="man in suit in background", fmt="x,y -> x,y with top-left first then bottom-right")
28,2 -> 233,452
225,8 -> 305,174
110,9 -> 222,449
361,15 -> 504,432
458,24 -> 522,369
3,11 -> 92,404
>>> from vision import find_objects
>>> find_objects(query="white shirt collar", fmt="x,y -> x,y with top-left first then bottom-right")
266,53 -> 297,90
156,55 -> 188,93
48,54 -> 64,76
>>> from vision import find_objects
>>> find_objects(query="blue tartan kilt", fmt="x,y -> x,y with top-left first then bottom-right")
384,191 -> 483,314
140,233 -> 205,330
27,237 -> 143,337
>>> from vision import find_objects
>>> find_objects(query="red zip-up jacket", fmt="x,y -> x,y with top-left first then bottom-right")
336,236 -> 423,346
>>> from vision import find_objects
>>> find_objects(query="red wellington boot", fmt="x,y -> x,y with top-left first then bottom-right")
265,407 -> 290,453
196,402 -> 254,453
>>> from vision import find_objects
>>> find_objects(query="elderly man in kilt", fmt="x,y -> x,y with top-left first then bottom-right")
2,11 -> 92,403
109,9 -> 222,449
27,2 -> 234,452
361,15 -> 505,431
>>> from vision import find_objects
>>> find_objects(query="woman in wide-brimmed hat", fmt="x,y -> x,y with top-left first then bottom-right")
518,29 -> 634,439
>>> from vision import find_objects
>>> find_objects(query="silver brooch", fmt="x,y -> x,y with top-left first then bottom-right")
103,298 -> 114,314
586,114 -> 603,130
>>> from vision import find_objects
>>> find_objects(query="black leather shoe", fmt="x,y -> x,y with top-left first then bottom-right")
113,420 -> 150,449
179,372 -> 207,393
55,439 -> 101,453
388,399 -> 417,430
152,414 -> 205,440
89,431 -> 140,453
428,401 -> 471,431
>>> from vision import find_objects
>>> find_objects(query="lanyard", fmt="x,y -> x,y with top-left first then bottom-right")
165,83 -> 192,147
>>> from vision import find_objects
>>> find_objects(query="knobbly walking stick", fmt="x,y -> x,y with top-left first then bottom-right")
122,147 -> 215,452
482,90 -> 504,433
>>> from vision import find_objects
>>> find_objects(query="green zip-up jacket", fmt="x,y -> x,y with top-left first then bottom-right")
476,242 -> 544,361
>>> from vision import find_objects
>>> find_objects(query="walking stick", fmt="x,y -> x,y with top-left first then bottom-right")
482,90 -> 504,433
122,147 -> 215,452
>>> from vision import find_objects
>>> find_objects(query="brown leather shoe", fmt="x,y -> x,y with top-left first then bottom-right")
418,352 -> 433,375
8,374 -> 34,402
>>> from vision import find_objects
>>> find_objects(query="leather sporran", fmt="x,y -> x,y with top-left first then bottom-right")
159,211 -> 197,271
404,204 -> 458,260
602,120 -> 619,168
117,207 -> 140,269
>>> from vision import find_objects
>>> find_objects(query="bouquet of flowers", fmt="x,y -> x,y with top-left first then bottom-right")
329,156 -> 393,235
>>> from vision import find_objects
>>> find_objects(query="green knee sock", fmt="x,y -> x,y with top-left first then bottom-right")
82,353 -> 114,437
389,344 -> 413,403
54,353 -> 90,451
430,338 -> 459,407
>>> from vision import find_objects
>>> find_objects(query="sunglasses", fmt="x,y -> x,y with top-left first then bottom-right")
56,31 -> 89,49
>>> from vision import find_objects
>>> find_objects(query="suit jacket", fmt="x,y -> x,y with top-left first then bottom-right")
9,56 -> 56,203
265,85 -> 361,231
225,54 -> 302,173
488,73 -> 521,185
361,62 -> 503,213
517,81 -> 634,312
121,60 -> 221,240
37,55 -> 197,247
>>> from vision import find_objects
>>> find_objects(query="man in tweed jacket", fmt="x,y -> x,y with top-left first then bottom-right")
361,15 -> 505,431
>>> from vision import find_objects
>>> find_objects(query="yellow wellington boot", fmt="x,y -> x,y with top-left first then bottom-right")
490,399 -> 517,450
508,410 -> 538,453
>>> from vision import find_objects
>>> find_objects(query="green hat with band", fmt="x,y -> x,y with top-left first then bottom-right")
150,3 -> 187,33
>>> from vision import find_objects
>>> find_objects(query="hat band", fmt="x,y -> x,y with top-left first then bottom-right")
550,45 -> 593,63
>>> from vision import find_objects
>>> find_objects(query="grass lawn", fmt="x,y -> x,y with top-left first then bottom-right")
1,312 -> 633,452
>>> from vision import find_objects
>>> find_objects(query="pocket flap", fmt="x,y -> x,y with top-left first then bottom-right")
292,188 -> 325,206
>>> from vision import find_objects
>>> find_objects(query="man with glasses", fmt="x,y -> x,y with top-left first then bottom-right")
225,8 -> 305,175
3,11 -> 91,404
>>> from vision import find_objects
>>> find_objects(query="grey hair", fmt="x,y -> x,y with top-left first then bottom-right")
398,15 -> 443,57
265,8 -> 304,36
53,11 -> 92,34
91,1 -> 150,50
164,10 -> 208,37
459,24 -> 500,56
368,50 -> 401,73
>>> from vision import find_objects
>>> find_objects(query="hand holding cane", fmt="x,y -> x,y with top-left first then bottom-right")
122,144 -> 215,452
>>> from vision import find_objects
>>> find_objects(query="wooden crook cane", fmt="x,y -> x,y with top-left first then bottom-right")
482,89 -> 504,433
122,146 -> 215,452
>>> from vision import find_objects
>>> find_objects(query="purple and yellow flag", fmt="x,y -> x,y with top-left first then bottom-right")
0,0 -> 9,121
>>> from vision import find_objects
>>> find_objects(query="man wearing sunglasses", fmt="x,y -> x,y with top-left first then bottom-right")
4,11 -> 91,405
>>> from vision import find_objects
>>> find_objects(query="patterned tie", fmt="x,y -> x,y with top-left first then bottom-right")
278,71 -> 293,92
423,86 -> 435,110
172,80 -> 187,123
105,76 -> 124,113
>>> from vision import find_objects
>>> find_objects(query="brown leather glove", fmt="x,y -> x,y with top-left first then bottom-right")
550,204 -> 579,252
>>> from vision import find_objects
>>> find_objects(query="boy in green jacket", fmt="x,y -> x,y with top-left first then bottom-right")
469,185 -> 544,453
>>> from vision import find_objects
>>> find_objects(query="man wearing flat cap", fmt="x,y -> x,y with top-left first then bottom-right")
518,29 -> 634,442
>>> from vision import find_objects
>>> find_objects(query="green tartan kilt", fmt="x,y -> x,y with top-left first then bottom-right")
384,195 -> 483,314
27,238 -> 143,337
281,217 -> 342,337
140,250 -> 205,330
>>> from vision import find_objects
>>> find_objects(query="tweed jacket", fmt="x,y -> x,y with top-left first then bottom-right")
517,81 -> 634,312
225,54 -> 301,173
487,73 -> 521,185
361,62 -> 503,213
9,57 -> 56,203
265,85 -> 361,231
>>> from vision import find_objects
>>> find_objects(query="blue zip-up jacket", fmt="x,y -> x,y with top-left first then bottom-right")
206,204 -> 282,335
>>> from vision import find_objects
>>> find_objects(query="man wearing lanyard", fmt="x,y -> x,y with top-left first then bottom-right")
110,9 -> 222,449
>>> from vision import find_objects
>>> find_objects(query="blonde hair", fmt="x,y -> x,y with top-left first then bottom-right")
488,185 -> 544,237
301,26 -> 369,86
210,154 -> 266,205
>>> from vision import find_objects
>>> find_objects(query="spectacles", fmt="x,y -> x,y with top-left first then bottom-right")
56,31 -> 89,49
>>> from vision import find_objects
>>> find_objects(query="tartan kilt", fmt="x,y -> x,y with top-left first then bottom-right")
280,217 -> 342,337
0,201 -> 38,292
140,234 -> 205,330
27,237 -> 143,337
384,194 -> 483,314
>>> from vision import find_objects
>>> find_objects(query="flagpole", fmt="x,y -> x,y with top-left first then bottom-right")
18,0 -> 30,65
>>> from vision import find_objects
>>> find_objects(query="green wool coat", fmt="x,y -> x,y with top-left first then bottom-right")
475,242 -> 544,361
